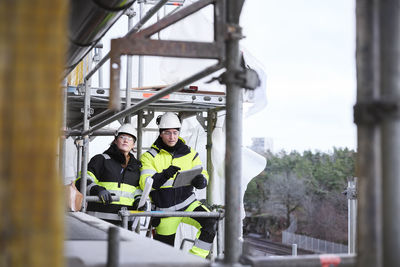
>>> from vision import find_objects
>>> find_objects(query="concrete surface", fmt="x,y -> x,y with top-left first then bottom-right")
65,212 -> 210,267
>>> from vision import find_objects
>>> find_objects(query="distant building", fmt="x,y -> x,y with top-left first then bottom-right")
250,137 -> 273,153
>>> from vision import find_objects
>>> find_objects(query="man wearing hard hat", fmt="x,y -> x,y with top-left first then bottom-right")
75,123 -> 145,229
140,112 -> 216,258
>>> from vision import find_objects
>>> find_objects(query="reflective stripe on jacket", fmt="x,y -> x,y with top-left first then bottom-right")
75,143 -> 142,214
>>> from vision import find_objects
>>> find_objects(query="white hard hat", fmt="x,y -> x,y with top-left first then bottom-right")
157,112 -> 181,129
116,124 -> 137,141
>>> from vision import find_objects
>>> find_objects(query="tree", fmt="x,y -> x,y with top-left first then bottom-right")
266,171 -> 306,228
243,148 -> 356,243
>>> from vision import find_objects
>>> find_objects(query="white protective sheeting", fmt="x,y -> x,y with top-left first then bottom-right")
175,113 -> 267,252
242,46 -> 268,117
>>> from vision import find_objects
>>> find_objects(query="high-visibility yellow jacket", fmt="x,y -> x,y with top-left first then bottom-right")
140,137 -> 208,210
75,143 -> 142,214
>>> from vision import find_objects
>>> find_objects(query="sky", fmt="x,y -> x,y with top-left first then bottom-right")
240,0 -> 357,153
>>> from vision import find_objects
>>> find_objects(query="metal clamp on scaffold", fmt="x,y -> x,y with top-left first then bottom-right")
354,98 -> 400,125
225,23 -> 244,41
213,67 -> 260,90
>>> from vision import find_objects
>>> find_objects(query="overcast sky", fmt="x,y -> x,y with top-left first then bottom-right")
240,0 -> 357,153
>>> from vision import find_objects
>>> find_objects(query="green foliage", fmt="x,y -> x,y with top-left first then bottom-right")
243,147 -> 356,243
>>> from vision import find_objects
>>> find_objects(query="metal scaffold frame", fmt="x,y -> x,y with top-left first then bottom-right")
64,0 -> 250,265
64,0 -> 400,266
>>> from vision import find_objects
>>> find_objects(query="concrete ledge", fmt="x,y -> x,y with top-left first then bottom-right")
65,212 -> 210,267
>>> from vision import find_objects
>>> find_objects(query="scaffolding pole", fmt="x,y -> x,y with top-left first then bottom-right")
125,7 -> 135,123
206,110 -> 215,205
80,82 -> 91,212
354,1 -> 382,267
224,0 -> 245,265
380,0 -> 400,265
137,110 -> 143,158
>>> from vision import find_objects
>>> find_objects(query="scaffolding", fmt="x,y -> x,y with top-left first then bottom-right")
64,0 -> 251,266
63,0 -> 367,266
4,0 -> 400,266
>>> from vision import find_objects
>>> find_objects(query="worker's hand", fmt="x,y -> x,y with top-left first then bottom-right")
152,166 -> 181,189
191,174 -> 207,189
162,165 -> 181,179
98,189 -> 112,205
132,198 -> 147,211
151,217 -> 161,227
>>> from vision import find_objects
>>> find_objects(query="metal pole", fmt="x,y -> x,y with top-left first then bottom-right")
347,178 -> 357,254
125,8 -> 135,123
137,110 -> 143,158
206,110 -> 215,205
82,63 -> 223,136
224,0 -> 245,265
134,3 -> 145,159
94,44 -> 104,88
292,244 -> 297,256
75,139 -> 83,177
122,214 -> 129,229
60,80 -> 68,181
68,129 -> 117,137
216,217 -> 222,258
107,227 -> 120,267
355,1 -> 382,267
157,7 -> 161,40
127,211 -> 223,218
98,47 -> 103,88
79,82 -> 91,212
138,2 -> 144,90
380,0 -> 400,265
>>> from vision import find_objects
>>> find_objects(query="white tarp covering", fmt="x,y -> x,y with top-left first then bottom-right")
175,112 -> 267,252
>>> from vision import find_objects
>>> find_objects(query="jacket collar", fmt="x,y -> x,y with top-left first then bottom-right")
104,143 -> 141,169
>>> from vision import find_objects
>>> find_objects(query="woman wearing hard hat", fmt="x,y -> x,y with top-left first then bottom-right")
75,123 -> 145,230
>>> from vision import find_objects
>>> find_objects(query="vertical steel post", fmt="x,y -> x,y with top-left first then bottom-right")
206,110 -> 215,205
206,110 -> 216,259
347,177 -> 357,254
80,82 -> 91,212
355,1 -> 382,266
98,47 -> 103,88
76,139 -> 83,176
125,8 -> 135,123
122,214 -> 129,230
216,216 -> 222,258
60,80 -> 68,181
137,110 -> 143,158
107,227 -> 120,267
380,0 -> 400,265
292,244 -> 298,256
224,0 -> 245,265
138,2 -> 144,89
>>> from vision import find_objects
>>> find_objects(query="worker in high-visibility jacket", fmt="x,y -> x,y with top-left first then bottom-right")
75,123 -> 145,230
140,112 -> 217,258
